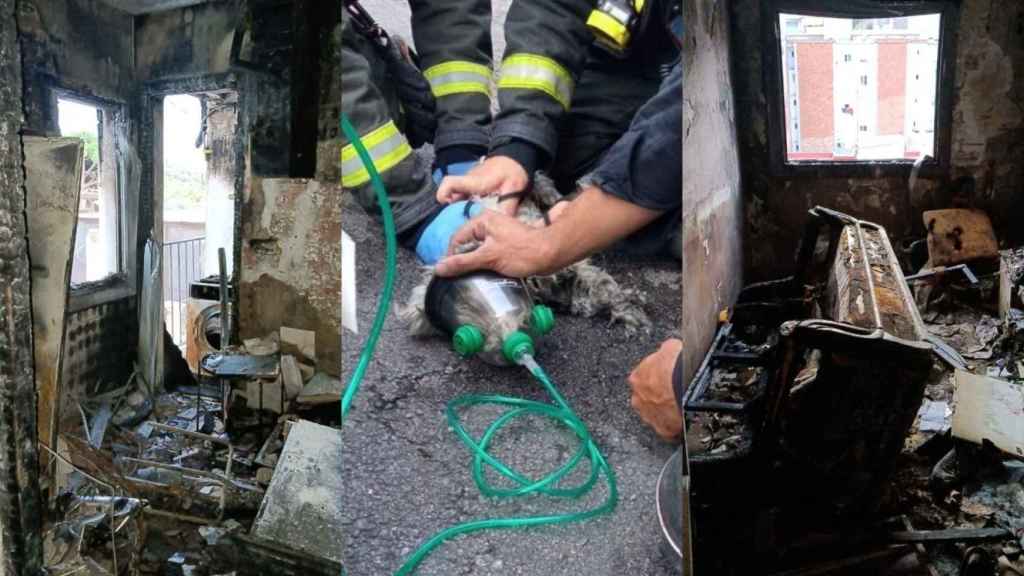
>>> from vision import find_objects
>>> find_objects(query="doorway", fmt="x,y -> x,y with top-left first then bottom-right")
160,90 -> 239,358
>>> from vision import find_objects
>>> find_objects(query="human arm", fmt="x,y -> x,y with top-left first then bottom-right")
434,184 -> 663,278
436,0 -> 595,210
409,0 -> 493,162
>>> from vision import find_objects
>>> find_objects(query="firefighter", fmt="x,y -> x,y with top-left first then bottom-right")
432,0 -> 685,444
434,0 -> 684,261
340,0 -> 494,258
430,0 -> 683,270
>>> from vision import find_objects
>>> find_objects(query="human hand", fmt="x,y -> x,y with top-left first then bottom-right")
436,156 -> 529,214
434,210 -> 555,278
546,200 -> 571,223
628,339 -> 683,442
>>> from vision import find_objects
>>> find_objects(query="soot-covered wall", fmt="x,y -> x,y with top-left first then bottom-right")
318,20 -> 341,183
136,1 -> 339,355
18,0 -> 139,399
732,0 -> 1024,280
682,0 -> 744,383
1,0 -> 45,570
18,0 -> 134,132
135,0 -> 292,178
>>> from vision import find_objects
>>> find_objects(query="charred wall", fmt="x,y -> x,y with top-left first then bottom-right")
317,21 -> 341,183
682,0 -> 744,383
60,297 -> 138,421
0,0 -> 44,570
953,1 -> 1024,242
17,0 -> 139,400
134,2 -> 238,80
289,0 -> 339,179
135,0 -> 293,178
17,0 -> 134,132
732,0 -> 1024,280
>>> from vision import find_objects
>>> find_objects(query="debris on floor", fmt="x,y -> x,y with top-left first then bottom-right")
251,420 -> 345,564
686,207 -> 1024,576
952,370 -> 1023,458
42,327 -> 346,575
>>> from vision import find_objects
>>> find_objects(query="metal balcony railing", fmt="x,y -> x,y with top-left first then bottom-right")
163,237 -> 205,349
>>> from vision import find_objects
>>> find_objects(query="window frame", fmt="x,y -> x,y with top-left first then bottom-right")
762,0 -> 960,178
52,89 -> 133,309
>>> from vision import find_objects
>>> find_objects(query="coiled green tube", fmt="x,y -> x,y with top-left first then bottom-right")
339,113 -> 617,575
395,354 -> 618,575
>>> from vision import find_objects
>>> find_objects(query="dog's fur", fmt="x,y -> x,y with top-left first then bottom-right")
396,174 -> 652,336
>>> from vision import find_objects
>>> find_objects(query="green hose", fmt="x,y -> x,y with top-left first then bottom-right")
395,354 -> 618,575
340,113 -> 617,575
339,114 -> 397,421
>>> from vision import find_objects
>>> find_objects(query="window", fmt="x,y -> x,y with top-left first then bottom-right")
59,98 -> 121,286
770,2 -> 953,170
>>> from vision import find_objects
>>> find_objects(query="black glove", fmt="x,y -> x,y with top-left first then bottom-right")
382,37 -> 437,149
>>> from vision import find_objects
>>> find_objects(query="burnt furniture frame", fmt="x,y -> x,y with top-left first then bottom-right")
686,207 -> 936,566
761,0 -> 960,178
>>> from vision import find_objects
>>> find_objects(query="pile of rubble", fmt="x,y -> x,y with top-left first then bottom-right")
43,329 -> 347,575
893,225 -> 1024,576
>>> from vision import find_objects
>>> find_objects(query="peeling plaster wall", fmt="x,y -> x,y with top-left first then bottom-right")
204,100 -> 239,276
0,0 -> 44,570
952,0 -> 1024,241
682,0 -> 744,383
239,178 -> 342,376
732,0 -> 1024,280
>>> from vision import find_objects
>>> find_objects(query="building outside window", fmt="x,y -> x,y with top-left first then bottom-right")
58,97 -> 122,286
778,12 -> 942,163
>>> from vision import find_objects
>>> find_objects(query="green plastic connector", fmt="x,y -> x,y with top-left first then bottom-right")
453,325 -> 484,357
502,331 -> 535,364
531,305 -> 555,335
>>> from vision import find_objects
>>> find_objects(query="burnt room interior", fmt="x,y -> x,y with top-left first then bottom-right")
1,0 -> 345,573
682,0 -> 1024,574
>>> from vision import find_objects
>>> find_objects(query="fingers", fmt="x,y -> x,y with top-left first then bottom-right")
434,250 -> 490,277
661,338 -> 684,355
445,214 -> 491,256
436,212 -> 502,276
436,175 -> 471,204
499,198 -> 520,217
547,201 -> 570,223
